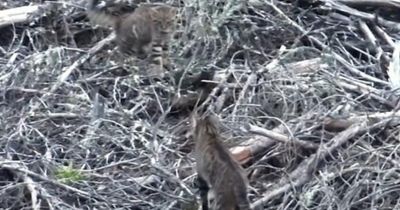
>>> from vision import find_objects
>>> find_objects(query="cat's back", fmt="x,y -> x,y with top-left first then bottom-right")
115,5 -> 153,35
192,115 -> 251,209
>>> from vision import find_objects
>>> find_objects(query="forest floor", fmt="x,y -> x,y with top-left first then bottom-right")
1,0 -> 400,209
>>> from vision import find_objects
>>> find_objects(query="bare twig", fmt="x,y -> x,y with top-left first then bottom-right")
266,58 -> 329,75
373,25 -> 396,48
335,0 -> 400,8
323,109 -> 400,131
23,174 -> 40,210
0,160 -> 94,200
358,20 -> 390,63
254,0 -> 390,86
245,124 -> 318,149
251,121 -> 368,208
27,33 -> 116,116
321,0 -> 400,31
0,4 -> 47,27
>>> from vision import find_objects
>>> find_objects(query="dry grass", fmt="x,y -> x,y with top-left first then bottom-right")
1,0 -> 400,209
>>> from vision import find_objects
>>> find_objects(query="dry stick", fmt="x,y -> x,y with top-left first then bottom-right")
0,160 -> 94,201
250,121 -> 369,209
329,11 -> 352,23
246,124 -> 318,149
231,72 -> 257,121
81,92 -> 105,146
323,109 -> 400,131
335,0 -> 400,8
28,33 -> 116,116
327,52 -> 388,85
36,187 -> 60,210
0,4 -> 46,27
337,76 -> 381,96
230,134 -> 277,165
268,57 -> 329,75
232,56 -> 369,163
363,142 -> 400,169
358,20 -> 391,63
10,163 -> 59,210
198,70 -> 232,113
22,174 -> 40,210
322,116 -> 359,131
261,0 -> 389,86
231,112 -> 315,165
214,86 -> 230,113
213,68 -> 237,113
374,25 -> 396,49
321,0 -> 400,31
151,163 -> 194,196
234,107 -> 400,167
244,123 -> 319,177
335,76 -> 393,107
358,20 -> 378,50
320,67 -> 394,107
126,174 -> 161,186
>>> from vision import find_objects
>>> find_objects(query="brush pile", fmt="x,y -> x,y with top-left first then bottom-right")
1,0 -> 400,209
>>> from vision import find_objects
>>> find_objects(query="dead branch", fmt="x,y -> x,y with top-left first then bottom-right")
22,174 -> 40,210
265,57 -> 329,75
0,4 -> 46,27
252,0 -> 390,86
321,0 -> 400,31
245,124 -> 319,149
232,72 -> 257,121
230,113 -> 316,165
335,0 -> 400,8
3,0 -> 400,208
0,160 -> 94,201
373,25 -> 396,48
27,32 -> 116,116
250,121 -> 369,208
323,109 -> 400,131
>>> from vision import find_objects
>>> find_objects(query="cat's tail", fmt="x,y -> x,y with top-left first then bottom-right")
86,0 -> 120,28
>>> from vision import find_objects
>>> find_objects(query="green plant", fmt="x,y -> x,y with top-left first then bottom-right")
55,166 -> 85,184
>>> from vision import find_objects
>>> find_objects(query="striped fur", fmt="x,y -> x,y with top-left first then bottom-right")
87,0 -> 176,71
192,114 -> 251,210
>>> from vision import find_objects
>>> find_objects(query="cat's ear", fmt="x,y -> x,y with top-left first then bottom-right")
148,7 -> 159,19
168,7 -> 177,17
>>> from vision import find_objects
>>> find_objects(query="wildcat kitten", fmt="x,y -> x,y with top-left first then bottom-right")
87,0 -> 177,74
191,113 -> 251,210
